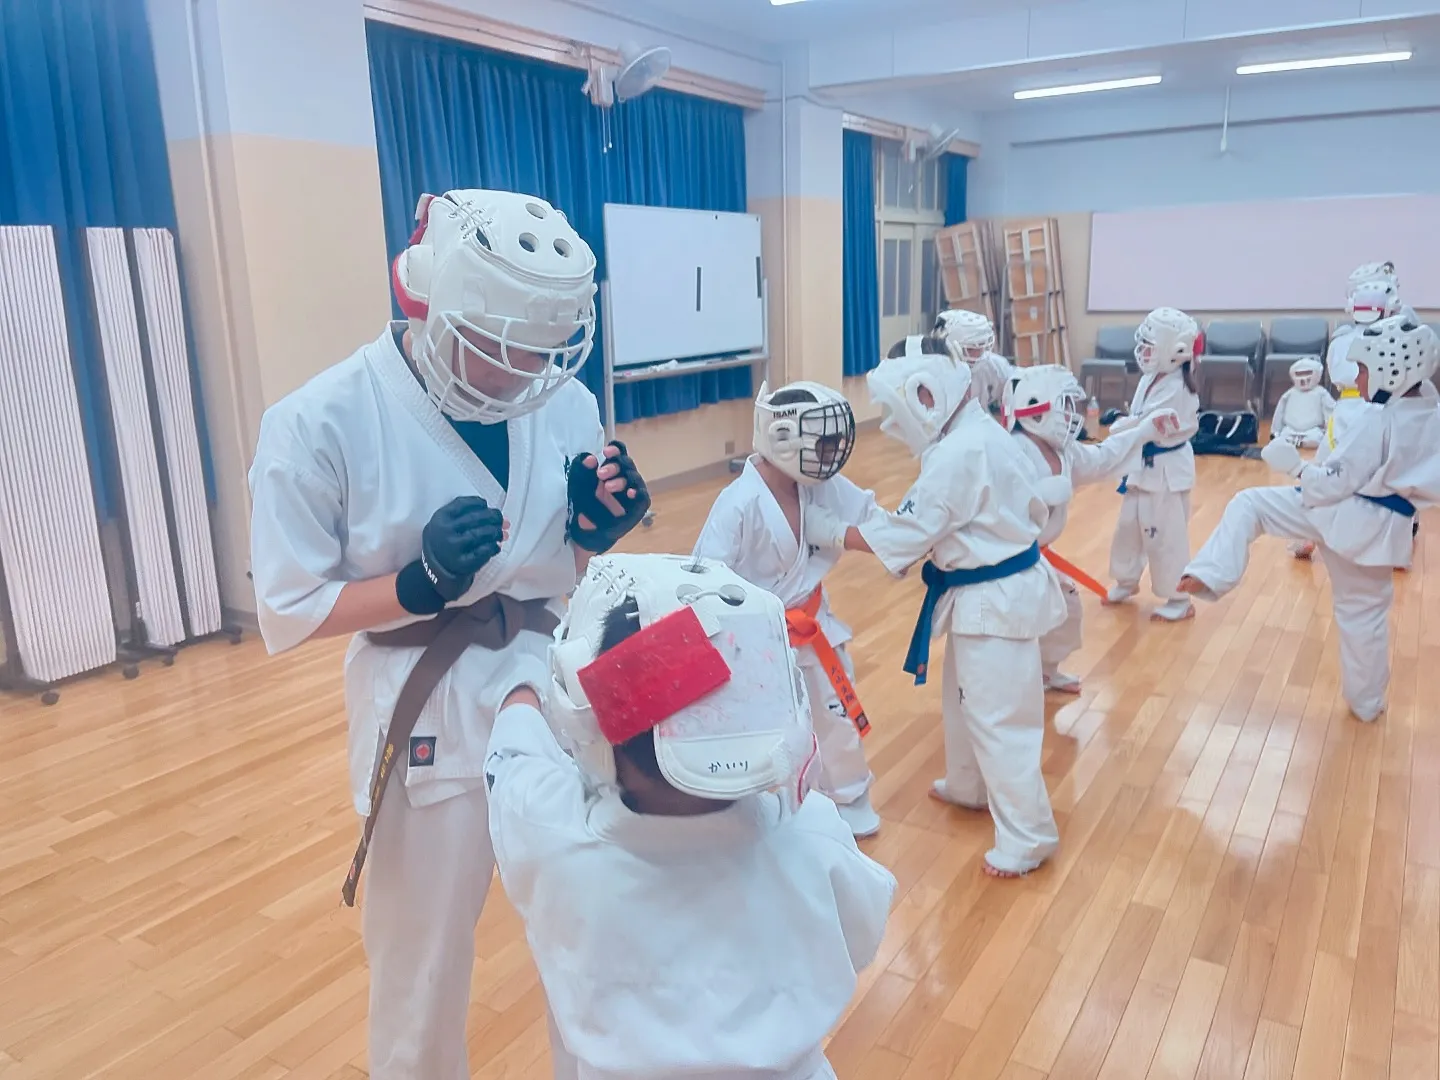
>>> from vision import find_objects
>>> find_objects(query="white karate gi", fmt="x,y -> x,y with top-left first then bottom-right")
1272,385 -> 1335,448
692,459 -> 879,806
1012,424 -> 1155,682
249,325 -> 600,1080
484,702 -> 897,1080
1314,390 -> 1377,464
1184,396 -> 1440,721
859,400 -> 1067,874
1108,371 -> 1201,603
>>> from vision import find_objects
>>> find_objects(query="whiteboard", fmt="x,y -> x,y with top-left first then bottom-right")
1088,194 -> 1440,312
603,204 -> 765,369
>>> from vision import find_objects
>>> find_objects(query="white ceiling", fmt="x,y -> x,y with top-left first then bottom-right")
566,0 -> 1085,47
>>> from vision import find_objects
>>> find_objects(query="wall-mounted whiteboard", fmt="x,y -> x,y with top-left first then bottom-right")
603,204 -> 765,369
1089,194 -> 1440,312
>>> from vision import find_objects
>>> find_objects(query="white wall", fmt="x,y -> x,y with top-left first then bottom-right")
970,70 -> 1440,217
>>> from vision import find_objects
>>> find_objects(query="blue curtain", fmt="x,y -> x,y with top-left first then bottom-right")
943,153 -> 969,227
366,22 -> 752,424
0,0 -> 212,518
842,129 -> 880,377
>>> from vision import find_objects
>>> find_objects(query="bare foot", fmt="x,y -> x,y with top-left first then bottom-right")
1176,575 -> 1204,595
1292,542 -> 1315,560
982,861 -> 1026,879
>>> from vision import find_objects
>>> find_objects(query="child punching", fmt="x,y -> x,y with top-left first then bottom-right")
1104,307 -> 1203,622
807,338 -> 1068,878
692,381 -> 882,837
483,554 -> 897,1079
1179,317 -> 1440,723
1001,364 -> 1181,693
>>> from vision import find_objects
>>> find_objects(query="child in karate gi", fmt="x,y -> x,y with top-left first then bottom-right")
1270,357 -> 1334,449
1002,364 -> 1180,693
484,554 -> 897,1079
1104,307 -> 1203,622
693,381 -> 881,837
1180,317 -> 1440,723
935,309 -> 1013,418
807,341 -> 1067,878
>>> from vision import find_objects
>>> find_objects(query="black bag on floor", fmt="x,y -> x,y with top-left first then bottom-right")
1191,410 -> 1259,457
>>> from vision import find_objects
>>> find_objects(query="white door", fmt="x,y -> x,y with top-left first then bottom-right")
880,222 -> 916,354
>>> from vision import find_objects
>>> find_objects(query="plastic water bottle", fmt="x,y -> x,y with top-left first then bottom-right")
1086,396 -> 1100,433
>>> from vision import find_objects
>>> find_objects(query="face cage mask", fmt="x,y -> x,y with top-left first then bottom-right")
793,399 -> 857,481
414,306 -> 595,423
1015,388 -> 1084,448
1291,364 -> 1322,391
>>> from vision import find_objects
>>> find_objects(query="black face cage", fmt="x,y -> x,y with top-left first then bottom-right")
797,400 -> 857,480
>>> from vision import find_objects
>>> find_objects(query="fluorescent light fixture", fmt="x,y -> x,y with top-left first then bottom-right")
770,0 -> 809,5
1014,75 -> 1162,100
1236,50 -> 1411,75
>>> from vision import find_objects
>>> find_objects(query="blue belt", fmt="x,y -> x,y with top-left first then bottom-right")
1292,487 -> 1419,518
1359,492 -> 1417,517
1117,441 -> 1184,495
903,543 -> 1041,686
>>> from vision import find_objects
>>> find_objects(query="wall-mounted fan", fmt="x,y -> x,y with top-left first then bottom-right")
908,123 -> 965,164
584,42 -> 672,108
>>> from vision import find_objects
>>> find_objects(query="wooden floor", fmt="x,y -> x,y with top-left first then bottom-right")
3,429 -> 1439,1080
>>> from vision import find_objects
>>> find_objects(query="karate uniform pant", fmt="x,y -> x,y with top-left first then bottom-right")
1184,485 -> 1393,720
1110,489 -> 1192,602
1040,575 -> 1083,679
798,645 -> 872,807
362,775 -> 578,1080
939,632 -> 1059,874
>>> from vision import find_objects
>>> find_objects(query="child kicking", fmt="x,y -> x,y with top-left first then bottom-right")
484,553 -> 896,1078
1179,317 -> 1440,723
693,381 -> 881,837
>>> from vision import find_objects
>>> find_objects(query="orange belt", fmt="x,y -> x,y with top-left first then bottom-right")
1041,547 -> 1108,599
786,586 -> 870,738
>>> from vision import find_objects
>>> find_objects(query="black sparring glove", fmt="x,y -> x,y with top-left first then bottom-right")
566,440 -> 652,554
1099,408 -> 1124,427
396,497 -> 504,615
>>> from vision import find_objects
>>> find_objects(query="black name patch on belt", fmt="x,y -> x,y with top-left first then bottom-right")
409,736 -> 436,768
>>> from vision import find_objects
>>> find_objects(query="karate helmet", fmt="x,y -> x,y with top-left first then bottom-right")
392,189 -> 598,423
548,554 -> 819,806
1003,364 -> 1086,449
1289,356 -> 1324,392
1348,316 -> 1440,404
752,381 -> 856,484
867,337 -> 973,457
934,309 -> 997,363
1134,307 -> 1202,375
1346,262 -> 1401,326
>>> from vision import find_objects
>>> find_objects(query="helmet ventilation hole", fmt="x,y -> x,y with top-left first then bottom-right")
554,238 -> 572,257
525,202 -> 547,219
519,233 -> 538,253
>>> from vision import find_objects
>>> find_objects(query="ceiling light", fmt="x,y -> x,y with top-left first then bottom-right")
1236,51 -> 1411,75
1014,75 -> 1162,100
770,0 -> 809,5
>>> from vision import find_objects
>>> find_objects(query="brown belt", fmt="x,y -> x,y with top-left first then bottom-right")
341,594 -> 560,907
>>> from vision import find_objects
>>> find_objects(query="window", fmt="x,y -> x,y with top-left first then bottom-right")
876,138 -> 947,348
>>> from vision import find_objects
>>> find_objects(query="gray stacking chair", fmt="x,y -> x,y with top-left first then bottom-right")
1080,324 -> 1139,411
1264,317 -> 1330,416
1199,320 -> 1265,411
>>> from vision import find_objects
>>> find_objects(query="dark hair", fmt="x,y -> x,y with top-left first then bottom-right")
1181,360 -> 1198,395
767,387 -> 817,408
597,596 -> 665,784
886,333 -> 948,359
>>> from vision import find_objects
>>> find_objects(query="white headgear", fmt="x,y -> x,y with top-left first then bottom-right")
935,309 -> 997,362
1134,308 -> 1202,375
1003,364 -> 1086,449
1347,262 -> 1401,326
867,343 -> 973,457
1289,356 -> 1323,391
392,189 -> 598,423
753,381 -> 856,484
1348,316 -> 1440,403
548,554 -> 819,806
972,351 -> 1015,411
